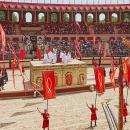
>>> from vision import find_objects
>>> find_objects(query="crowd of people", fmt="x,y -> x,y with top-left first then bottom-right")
2,21 -> 130,35
0,38 -> 130,60
93,23 -> 115,34
42,22 -> 89,34
116,22 -> 130,34
110,40 -> 129,56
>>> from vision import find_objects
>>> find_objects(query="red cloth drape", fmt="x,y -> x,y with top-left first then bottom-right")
42,71 -> 56,100
94,67 -> 105,94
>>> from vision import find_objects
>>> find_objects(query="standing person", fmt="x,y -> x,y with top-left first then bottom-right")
4,69 -> 8,83
0,69 -> 4,91
86,103 -> 98,127
123,99 -> 128,123
37,108 -> 50,130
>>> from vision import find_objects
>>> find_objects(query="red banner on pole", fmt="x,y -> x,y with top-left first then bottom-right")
42,71 -> 56,100
94,67 -> 105,94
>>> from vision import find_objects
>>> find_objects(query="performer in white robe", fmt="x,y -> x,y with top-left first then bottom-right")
67,52 -> 72,62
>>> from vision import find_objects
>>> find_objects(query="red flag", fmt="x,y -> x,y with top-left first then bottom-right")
109,68 -> 116,90
36,48 -> 42,60
42,71 -> 56,100
0,24 -> 6,60
98,40 -> 101,55
94,67 -> 105,94
19,49 -> 25,60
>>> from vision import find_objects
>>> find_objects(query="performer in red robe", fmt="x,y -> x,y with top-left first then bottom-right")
123,99 -> 128,123
37,108 -> 50,130
87,103 -> 98,127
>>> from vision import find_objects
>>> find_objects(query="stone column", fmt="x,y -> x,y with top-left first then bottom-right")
33,11 -> 37,24
59,12 -> 62,23
46,12 -> 50,23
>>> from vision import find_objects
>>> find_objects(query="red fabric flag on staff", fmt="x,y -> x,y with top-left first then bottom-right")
94,67 -> 105,94
19,49 -> 25,60
98,40 -> 102,55
36,48 -> 42,60
42,71 -> 56,100
0,24 -> 6,60
109,68 -> 116,90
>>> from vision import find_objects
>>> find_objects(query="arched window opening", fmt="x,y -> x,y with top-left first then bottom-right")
0,11 -> 5,21
63,13 -> 70,22
12,12 -> 19,22
51,13 -> 58,23
99,13 -> 106,23
75,13 -> 82,22
25,12 -> 32,23
111,13 -> 118,23
38,13 -> 45,23
87,13 -> 94,23
124,12 -> 130,22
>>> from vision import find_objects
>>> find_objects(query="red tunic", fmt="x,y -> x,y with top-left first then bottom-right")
42,113 -> 49,128
90,107 -> 97,121
123,103 -> 128,117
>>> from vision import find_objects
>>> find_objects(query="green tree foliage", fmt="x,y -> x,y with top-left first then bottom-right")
63,13 -> 70,22
87,15 -> 93,23
51,13 -> 57,23
124,13 -> 130,22
0,11 -> 5,21
39,15 -> 45,22
111,16 -> 118,23
12,12 -> 18,22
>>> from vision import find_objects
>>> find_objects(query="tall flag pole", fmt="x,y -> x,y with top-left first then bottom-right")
0,24 -> 6,61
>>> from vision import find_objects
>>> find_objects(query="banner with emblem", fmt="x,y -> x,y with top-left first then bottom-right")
94,67 -> 105,94
42,71 -> 56,100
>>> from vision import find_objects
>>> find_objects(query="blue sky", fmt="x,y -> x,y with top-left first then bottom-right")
0,0 -> 130,4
